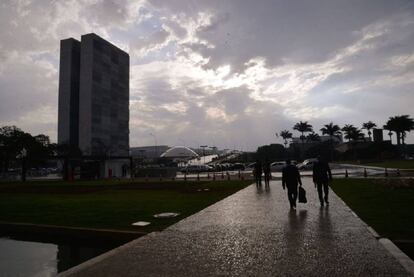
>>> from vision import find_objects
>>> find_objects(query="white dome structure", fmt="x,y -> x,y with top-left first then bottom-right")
160,146 -> 199,158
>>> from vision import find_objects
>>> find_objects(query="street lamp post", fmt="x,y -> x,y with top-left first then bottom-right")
18,147 -> 27,182
200,145 -> 208,165
139,149 -> 145,164
106,148 -> 113,178
150,133 -> 158,160
0,142 -> 4,178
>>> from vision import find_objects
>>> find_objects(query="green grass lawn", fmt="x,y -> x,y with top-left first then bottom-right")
336,160 -> 414,169
331,178 -> 414,258
362,160 -> 414,169
0,180 -> 252,232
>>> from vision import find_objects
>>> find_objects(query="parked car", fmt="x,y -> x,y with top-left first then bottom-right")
213,164 -> 224,171
231,163 -> 245,171
270,161 -> 286,172
220,163 -> 231,170
297,158 -> 318,170
181,165 -> 213,173
246,162 -> 256,170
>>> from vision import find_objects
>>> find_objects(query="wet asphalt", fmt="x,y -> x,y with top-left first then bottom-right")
62,178 -> 410,276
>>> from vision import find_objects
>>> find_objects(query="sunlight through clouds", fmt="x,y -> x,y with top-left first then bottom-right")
1,0 -> 414,149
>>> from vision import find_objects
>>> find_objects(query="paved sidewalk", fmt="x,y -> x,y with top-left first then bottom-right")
61,178 -> 410,276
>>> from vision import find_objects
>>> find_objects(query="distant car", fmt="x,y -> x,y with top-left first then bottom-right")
231,163 -> 245,171
181,165 -> 213,173
297,158 -> 318,170
246,162 -> 256,170
213,164 -> 223,171
213,163 -> 234,171
270,161 -> 287,172
201,165 -> 214,172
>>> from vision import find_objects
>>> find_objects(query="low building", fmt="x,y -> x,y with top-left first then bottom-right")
291,135 -> 343,144
373,128 -> 384,142
130,146 -> 170,159
160,146 -> 199,159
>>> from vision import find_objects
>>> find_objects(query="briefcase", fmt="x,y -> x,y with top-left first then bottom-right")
298,186 -> 307,203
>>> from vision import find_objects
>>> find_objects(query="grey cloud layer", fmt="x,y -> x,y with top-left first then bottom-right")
149,0 -> 413,67
0,0 -> 413,149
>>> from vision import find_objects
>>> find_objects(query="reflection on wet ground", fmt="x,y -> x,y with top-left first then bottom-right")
175,164 -> 409,180
0,233 -> 128,276
63,178 -> 409,276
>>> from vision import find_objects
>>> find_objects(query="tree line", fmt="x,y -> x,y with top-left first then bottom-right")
1,114 -> 413,174
279,115 -> 414,146
0,126 -> 61,176
254,115 -> 414,162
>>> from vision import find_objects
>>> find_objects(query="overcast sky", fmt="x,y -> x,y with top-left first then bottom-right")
1,0 -> 414,150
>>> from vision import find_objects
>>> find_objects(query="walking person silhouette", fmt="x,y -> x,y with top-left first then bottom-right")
263,160 -> 271,188
254,160 -> 263,187
313,156 -> 332,207
282,160 -> 302,209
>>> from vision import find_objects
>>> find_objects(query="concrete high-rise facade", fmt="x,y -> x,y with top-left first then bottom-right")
58,38 -> 81,149
58,33 -> 129,157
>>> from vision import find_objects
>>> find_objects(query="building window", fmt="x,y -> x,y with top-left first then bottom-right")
94,40 -> 104,52
92,71 -> 102,83
92,103 -> 102,115
111,50 -> 119,64
102,62 -> 111,74
92,117 -> 101,124
110,108 -> 117,118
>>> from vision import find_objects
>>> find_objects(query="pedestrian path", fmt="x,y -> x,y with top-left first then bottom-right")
61,178 -> 410,276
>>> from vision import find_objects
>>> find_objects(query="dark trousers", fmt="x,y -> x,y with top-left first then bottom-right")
316,182 -> 329,203
264,172 -> 271,186
287,186 -> 298,208
255,174 -> 262,186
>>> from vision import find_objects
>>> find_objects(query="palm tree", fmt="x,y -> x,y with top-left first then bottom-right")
293,121 -> 313,143
341,124 -> 356,142
384,121 -> 396,144
349,128 -> 365,141
341,125 -> 364,160
321,122 -> 342,161
384,115 -> 414,145
362,121 -> 376,141
280,130 -> 293,148
293,121 -> 313,159
396,115 -> 413,145
342,125 -> 364,142
321,122 -> 342,140
387,130 -> 393,143
306,132 -> 320,142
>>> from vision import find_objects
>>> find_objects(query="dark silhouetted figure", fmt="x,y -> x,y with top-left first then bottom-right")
313,156 -> 332,206
263,160 -> 271,187
282,160 -> 302,209
254,160 -> 263,187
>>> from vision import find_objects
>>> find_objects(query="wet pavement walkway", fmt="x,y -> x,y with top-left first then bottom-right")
61,178 -> 410,276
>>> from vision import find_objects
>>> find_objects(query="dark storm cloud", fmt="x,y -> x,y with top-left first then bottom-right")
149,0 -> 414,68
303,12 -> 414,127
1,0 -> 414,148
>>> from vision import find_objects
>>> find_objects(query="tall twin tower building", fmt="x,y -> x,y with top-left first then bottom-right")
58,33 -> 129,157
